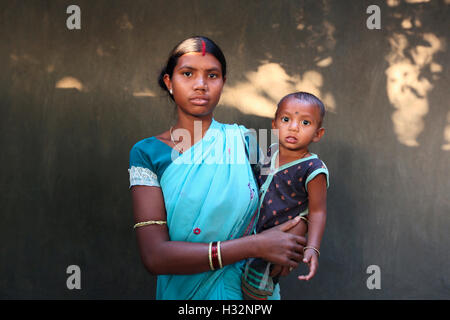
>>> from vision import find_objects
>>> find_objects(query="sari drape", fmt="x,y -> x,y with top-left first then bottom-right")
156,119 -> 259,300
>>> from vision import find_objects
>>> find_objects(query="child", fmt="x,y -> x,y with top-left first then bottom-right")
241,92 -> 329,300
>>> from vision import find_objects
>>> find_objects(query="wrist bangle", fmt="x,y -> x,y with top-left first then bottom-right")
208,242 -> 215,271
211,241 -> 219,270
304,246 -> 320,257
217,241 -> 223,269
208,241 -> 223,271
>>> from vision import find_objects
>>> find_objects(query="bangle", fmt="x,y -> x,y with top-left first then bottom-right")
211,242 -> 219,270
133,220 -> 166,229
217,241 -> 223,269
304,246 -> 320,257
208,242 -> 215,271
208,241 -> 223,271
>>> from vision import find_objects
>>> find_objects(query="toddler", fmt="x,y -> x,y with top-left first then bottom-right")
241,92 -> 329,300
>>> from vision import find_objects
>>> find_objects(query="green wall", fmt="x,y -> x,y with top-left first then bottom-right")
0,0 -> 449,299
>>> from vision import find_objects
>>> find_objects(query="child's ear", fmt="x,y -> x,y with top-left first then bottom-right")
312,127 -> 325,142
271,120 -> 275,130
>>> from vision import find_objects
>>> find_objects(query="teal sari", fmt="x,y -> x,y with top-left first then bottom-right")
130,119 -> 265,299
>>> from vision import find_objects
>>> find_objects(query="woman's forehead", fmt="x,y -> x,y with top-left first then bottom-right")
175,52 -> 222,70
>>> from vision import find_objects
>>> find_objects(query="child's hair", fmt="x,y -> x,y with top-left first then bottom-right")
158,36 -> 227,100
275,92 -> 326,127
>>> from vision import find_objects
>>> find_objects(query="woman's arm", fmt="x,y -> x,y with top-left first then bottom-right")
131,185 -> 306,275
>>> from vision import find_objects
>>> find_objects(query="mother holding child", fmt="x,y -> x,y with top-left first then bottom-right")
129,36 -> 328,300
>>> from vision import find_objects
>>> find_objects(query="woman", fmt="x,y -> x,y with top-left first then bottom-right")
129,36 -> 306,300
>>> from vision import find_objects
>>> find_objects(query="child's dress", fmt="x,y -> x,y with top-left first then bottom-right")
241,144 -> 329,300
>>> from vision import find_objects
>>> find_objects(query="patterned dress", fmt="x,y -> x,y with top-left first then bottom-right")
241,145 -> 329,300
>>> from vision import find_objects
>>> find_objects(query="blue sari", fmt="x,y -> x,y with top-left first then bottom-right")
129,119 -> 279,299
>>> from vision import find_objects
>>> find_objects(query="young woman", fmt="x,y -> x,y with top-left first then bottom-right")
129,36 -> 306,300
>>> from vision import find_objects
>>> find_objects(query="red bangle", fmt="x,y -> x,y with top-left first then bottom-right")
211,241 -> 220,270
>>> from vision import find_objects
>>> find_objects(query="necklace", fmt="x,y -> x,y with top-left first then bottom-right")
298,150 -> 310,159
169,126 -> 184,153
276,150 -> 309,169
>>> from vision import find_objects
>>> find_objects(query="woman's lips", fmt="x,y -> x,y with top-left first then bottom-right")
190,96 -> 209,106
285,136 -> 298,143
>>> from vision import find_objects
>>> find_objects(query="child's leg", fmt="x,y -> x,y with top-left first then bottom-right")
271,217 -> 308,285
241,258 -> 275,300
286,216 -> 308,237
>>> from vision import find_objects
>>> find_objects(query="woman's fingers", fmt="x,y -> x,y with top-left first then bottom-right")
257,229 -> 305,267
278,216 -> 301,232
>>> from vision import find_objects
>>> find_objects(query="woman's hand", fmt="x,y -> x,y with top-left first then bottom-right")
254,217 -> 306,269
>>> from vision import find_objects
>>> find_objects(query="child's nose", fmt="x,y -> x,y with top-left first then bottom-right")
289,121 -> 300,131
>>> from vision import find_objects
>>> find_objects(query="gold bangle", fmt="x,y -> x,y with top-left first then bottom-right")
208,242 -> 215,271
304,246 -> 320,257
133,220 -> 167,229
217,241 -> 223,269
300,216 -> 309,224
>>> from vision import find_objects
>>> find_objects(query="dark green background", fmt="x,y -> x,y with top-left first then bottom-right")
0,0 -> 449,299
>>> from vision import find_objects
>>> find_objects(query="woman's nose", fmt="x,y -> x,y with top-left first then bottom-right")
193,75 -> 207,90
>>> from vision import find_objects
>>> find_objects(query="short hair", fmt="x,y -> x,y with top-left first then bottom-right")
158,36 -> 227,100
275,92 -> 326,126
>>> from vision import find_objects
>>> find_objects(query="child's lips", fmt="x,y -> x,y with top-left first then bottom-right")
285,136 -> 298,143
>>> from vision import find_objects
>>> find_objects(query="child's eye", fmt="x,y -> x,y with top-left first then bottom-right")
302,120 -> 311,125
281,116 -> 289,122
183,71 -> 193,77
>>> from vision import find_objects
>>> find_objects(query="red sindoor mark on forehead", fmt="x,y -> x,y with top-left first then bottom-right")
201,40 -> 206,56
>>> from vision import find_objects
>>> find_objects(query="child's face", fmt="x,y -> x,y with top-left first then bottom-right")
272,98 -> 325,153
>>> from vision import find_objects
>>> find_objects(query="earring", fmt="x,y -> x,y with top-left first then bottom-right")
169,89 -> 173,95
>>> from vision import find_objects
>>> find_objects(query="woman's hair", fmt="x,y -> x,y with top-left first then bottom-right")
276,92 -> 326,126
158,36 -> 227,100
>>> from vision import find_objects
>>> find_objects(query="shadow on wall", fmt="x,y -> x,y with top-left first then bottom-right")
221,2 -> 337,119
385,0 -> 448,150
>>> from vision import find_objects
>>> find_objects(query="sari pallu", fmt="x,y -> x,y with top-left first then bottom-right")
156,119 -> 259,300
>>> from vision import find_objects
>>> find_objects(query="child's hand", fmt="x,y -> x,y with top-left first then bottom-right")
298,249 -> 319,281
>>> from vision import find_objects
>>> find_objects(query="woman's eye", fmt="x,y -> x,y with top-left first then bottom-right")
281,117 -> 289,122
208,73 -> 218,79
302,120 -> 311,125
183,71 -> 192,77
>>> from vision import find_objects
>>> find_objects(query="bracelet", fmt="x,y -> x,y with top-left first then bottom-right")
208,242 -> 215,271
304,246 -> 320,257
208,241 -> 223,271
133,220 -> 167,229
217,241 -> 223,269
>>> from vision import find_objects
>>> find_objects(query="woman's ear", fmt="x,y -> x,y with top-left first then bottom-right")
163,74 -> 172,93
313,127 -> 325,142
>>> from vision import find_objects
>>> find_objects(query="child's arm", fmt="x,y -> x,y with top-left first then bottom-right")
298,173 -> 327,281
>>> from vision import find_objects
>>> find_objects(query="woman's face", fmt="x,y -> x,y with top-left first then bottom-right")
163,52 -> 225,119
